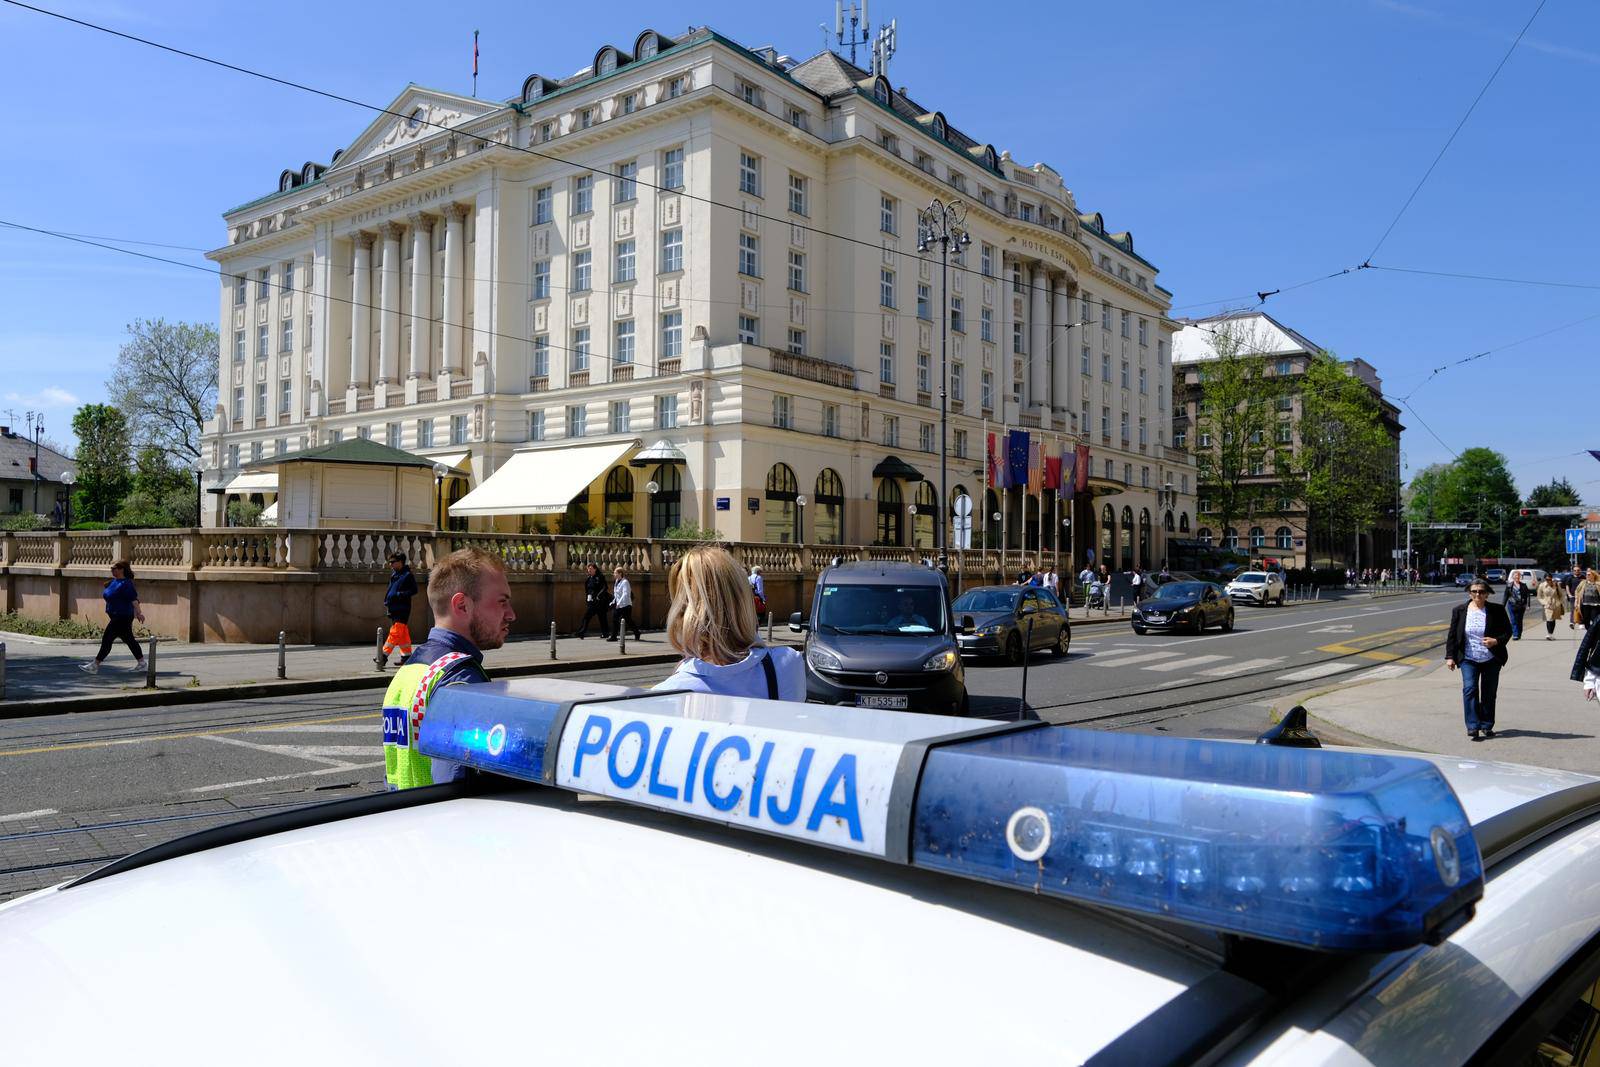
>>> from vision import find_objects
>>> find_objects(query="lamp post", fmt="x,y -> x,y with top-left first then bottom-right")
192,458 -> 204,529
795,493 -> 806,546
646,480 -> 660,540
60,470 -> 76,529
433,463 -> 450,531
916,197 -> 970,581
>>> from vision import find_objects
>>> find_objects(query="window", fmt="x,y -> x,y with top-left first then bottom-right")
919,423 -> 934,452
980,307 -> 994,342
880,194 -> 896,234
572,250 -> 592,292
787,250 -> 806,292
571,327 -> 591,370
532,335 -> 549,377
951,362 -> 964,402
883,412 -> 900,448
615,160 -> 637,202
981,371 -> 993,411
1124,463 -> 1132,484
786,106 -> 807,130
786,327 -> 805,355
613,239 -> 636,283
1013,321 -> 1024,354
950,296 -> 964,333
1138,319 -> 1148,346
539,121 -> 554,143
529,410 -> 546,441
257,269 -> 271,302
1276,359 -> 1292,375
981,243 -> 994,277
257,323 -> 268,358
655,394 -> 678,428
880,342 -> 895,385
534,185 -> 553,224
666,75 -> 688,99
1275,526 -> 1293,549
916,351 -> 930,393
880,268 -> 896,308
1277,422 -> 1293,444
788,173 -> 807,215
233,330 -> 244,363
661,312 -> 683,357
252,383 -> 267,418
567,405 -> 587,436
822,403 -> 839,438
1142,466 -> 1151,488
1101,352 -> 1111,380
878,130 -> 899,154
249,440 -> 262,463
739,151 -> 761,196
234,276 -> 246,306
1139,417 -> 1148,446
532,259 -> 551,299
738,79 -> 764,108
226,443 -> 240,469
661,147 -> 684,189
1102,303 -> 1112,330
1082,402 -> 1091,435
1138,365 -> 1147,394
916,283 -> 931,320
449,414 -> 467,445
614,320 -> 635,364
772,394 -> 792,429
417,418 -> 434,448
1250,459 -> 1267,476
738,232 -> 760,277
1199,431 -> 1212,448
578,107 -> 595,130
1121,360 -> 1130,389
1081,345 -> 1091,376
621,92 -> 638,115
610,400 -> 630,434
385,421 -> 401,449
954,429 -> 968,458
306,310 -> 313,351
659,229 -> 683,273
572,174 -> 593,214
1120,311 -> 1130,338
737,315 -> 759,345
1277,394 -> 1294,411
282,261 -> 295,294
279,380 -> 292,416
1101,406 -> 1110,437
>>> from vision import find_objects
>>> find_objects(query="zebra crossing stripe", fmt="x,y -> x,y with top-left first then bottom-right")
1089,651 -> 1183,668
1276,662 -> 1360,683
1196,657 -> 1284,678
1142,655 -> 1228,672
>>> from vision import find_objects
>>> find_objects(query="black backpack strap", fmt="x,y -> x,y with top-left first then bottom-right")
760,648 -> 780,700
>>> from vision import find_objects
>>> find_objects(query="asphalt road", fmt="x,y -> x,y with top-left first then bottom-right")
0,589 -> 1456,901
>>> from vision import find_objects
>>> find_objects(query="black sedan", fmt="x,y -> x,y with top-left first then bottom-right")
1131,581 -> 1234,635
953,586 -> 1072,663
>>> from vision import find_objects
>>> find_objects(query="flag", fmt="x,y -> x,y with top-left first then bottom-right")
1027,438 -> 1043,494
987,432 -> 1006,488
473,30 -> 480,77
1043,446 -> 1062,492
1589,449 -> 1600,463
1074,443 -> 1090,493
1007,430 -> 1030,489
1061,448 -> 1077,501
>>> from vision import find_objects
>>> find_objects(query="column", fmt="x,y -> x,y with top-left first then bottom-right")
377,222 -> 403,386
996,254 -> 1015,423
349,233 -> 373,388
1028,264 -> 1049,412
441,203 -> 467,375
408,213 -> 433,379
1051,278 -> 1072,422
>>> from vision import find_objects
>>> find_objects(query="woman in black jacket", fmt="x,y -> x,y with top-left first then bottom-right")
1445,579 -> 1513,741
577,562 -> 612,639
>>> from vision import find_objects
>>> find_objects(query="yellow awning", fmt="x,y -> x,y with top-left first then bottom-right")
448,439 -> 639,517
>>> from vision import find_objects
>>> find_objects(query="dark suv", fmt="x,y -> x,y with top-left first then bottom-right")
790,561 -> 967,715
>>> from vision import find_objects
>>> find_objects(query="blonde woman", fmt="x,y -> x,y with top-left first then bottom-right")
655,546 -> 805,700
1537,574 -> 1567,640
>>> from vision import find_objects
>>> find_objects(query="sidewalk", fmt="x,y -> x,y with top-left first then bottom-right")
1288,619 -> 1598,774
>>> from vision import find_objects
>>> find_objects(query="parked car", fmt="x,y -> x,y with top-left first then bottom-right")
952,585 -> 1072,664
790,561 -> 967,714
1455,572 -> 1479,588
1226,571 -> 1286,606
1131,580 -> 1234,635
1484,567 -> 1506,584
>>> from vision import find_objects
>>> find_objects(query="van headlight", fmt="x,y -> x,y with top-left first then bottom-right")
922,649 -> 958,672
806,645 -> 843,672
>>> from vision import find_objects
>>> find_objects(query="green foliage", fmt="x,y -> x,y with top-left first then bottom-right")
0,512 -> 42,531
557,502 -> 592,536
0,612 -> 106,639
70,404 -> 133,524
107,450 -> 199,528
1404,447 -> 1520,564
1189,322 -> 1287,542
107,318 -> 219,467
1293,352 -> 1396,563
663,522 -> 723,541
71,521 -> 113,531
582,520 -> 628,537
1510,477 -> 1582,566
226,499 -> 264,527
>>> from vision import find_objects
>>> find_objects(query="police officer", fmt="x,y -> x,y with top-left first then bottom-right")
380,552 -> 418,666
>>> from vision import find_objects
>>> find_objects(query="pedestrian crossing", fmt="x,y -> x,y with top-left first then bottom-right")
1080,644 -> 1419,687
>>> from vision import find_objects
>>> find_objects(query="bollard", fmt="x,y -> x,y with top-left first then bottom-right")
550,621 -> 558,661
0,640 -> 6,700
374,626 -> 386,671
145,636 -> 157,690
767,611 -> 774,644
619,627 -> 626,655
1018,616 -> 1034,719
277,630 -> 287,680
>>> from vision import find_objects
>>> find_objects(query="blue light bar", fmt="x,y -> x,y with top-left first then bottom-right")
910,729 -> 1483,952
419,679 -> 637,783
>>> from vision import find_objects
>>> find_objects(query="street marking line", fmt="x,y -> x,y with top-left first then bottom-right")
0,808 -> 58,822
187,761 -> 385,794
1088,651 -> 1183,668
1142,655 -> 1229,672
202,734 -> 352,768
0,711 -> 377,757
1196,658 -> 1284,677
1351,664 -> 1414,683
1155,601 -> 1447,646
1276,662 -> 1361,682
254,724 -> 378,734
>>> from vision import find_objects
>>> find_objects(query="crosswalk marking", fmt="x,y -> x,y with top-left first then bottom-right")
1195,657 -> 1284,677
1142,655 -> 1228,672
1351,664 -> 1413,683
1083,646 -> 1146,658
1089,651 -> 1183,668
1276,662 -> 1360,683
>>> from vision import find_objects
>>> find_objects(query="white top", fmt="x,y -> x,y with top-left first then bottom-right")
653,645 -> 804,700
1464,605 -> 1491,662
612,577 -> 632,609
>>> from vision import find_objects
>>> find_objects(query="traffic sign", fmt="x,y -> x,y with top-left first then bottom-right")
1567,528 -> 1587,555
1521,506 -> 1588,517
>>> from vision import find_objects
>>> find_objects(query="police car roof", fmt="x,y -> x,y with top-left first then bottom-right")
2,749 -> 1596,1065
821,560 -> 944,584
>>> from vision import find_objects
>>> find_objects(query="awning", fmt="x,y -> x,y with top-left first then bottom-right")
222,471 -> 278,494
449,439 -> 639,517
261,500 -> 279,523
429,451 -> 472,473
872,455 -> 924,481
629,439 -> 687,467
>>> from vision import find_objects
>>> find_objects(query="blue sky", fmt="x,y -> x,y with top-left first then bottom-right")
2,0 -> 1597,499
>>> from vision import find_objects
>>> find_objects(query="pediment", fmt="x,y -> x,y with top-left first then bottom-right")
328,86 -> 500,172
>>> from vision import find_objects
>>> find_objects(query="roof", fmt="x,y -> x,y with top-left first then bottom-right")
0,428 -> 75,483
244,438 -> 434,470
822,560 -> 945,584
1171,310 -> 1326,364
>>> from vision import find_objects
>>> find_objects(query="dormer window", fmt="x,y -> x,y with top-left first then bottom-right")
873,78 -> 889,105
931,113 -> 946,140
595,47 -> 620,77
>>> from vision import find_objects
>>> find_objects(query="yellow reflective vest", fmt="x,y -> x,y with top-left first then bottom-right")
381,652 -> 469,790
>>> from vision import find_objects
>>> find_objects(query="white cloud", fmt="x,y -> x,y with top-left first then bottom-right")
4,387 -> 80,409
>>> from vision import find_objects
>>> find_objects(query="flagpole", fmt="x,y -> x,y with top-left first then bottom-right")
472,30 -> 480,98
981,415 -> 989,569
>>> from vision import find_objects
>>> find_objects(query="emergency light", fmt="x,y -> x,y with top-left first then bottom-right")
419,681 -> 1483,953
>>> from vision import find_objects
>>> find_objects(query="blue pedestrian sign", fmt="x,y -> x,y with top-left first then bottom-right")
1567,528 -> 1587,554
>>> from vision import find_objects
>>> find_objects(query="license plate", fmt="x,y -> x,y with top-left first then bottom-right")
856,694 -> 909,709
1146,614 -> 1165,622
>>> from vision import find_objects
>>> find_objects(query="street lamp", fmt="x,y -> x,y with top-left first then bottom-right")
192,457 -> 204,529
432,463 -> 450,531
795,493 -> 807,545
916,197 -> 970,580
645,480 -> 660,539
60,470 -> 76,529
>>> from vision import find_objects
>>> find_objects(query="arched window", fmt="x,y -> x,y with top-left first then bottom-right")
649,463 -> 681,539
1100,504 -> 1115,566
1120,506 -> 1135,570
912,481 -> 937,550
1164,510 -> 1175,533
931,112 -> 947,140
1222,527 -> 1239,549
765,463 -> 799,543
1179,512 -> 1190,533
603,467 -> 634,536
1197,527 -> 1212,545
1249,526 -> 1266,549
1275,526 -> 1293,549
876,480 -> 903,546
873,77 -> 890,105
444,478 -> 468,532
1139,508 -> 1152,568
814,469 -> 844,546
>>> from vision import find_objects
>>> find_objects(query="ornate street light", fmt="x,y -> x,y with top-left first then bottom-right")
916,197 -> 970,581
60,470 -> 77,529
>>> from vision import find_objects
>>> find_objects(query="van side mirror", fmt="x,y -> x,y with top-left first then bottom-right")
789,612 -> 808,633
960,614 -> 976,635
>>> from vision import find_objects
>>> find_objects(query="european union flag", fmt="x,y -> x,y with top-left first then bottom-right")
1007,430 -> 1030,489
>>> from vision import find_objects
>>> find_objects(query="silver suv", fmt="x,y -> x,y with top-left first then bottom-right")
1226,570 -> 1286,605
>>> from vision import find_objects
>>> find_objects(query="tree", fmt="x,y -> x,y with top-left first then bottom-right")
1511,477 -> 1581,566
70,404 -> 132,524
1190,321 -> 1286,550
1403,448 -> 1519,566
106,318 -> 218,467
1294,352 -> 1395,567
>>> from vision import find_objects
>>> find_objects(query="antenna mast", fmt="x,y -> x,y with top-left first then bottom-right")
871,18 -> 897,78
833,0 -> 871,67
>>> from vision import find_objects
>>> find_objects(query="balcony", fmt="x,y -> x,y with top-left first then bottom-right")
450,380 -> 470,399
658,357 -> 681,376
612,364 -> 634,382
879,382 -> 897,400
568,371 -> 590,388
771,351 -> 857,390
529,376 -> 549,393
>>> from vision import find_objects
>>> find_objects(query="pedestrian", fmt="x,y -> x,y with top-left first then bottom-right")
1077,563 -> 1094,601
1564,567 -> 1584,628
610,566 -> 641,641
79,560 -> 144,674
1575,620 -> 1600,701
748,564 -> 767,615
1445,578 -> 1512,742
1502,569 -> 1528,641
1575,567 -> 1600,631
577,562 -> 612,639
380,552 -> 418,666
653,545 -> 805,700
383,547 -> 517,789
1130,567 -> 1144,601
1537,574 -> 1568,640
1042,567 -> 1059,597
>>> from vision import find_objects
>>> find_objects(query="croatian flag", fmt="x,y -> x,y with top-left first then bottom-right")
1007,430 -> 1030,489
986,432 -> 1007,488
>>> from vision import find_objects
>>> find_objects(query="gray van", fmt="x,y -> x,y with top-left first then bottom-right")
790,561 -> 967,714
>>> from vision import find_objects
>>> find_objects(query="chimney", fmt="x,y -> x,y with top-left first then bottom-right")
0,426 -> 10,437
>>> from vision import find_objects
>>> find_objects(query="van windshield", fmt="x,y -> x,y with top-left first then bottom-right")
817,583 -> 945,636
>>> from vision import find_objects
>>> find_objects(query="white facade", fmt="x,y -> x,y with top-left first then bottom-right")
203,27 -> 1190,563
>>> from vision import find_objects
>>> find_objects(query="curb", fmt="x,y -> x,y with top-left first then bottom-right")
0,651 -> 684,719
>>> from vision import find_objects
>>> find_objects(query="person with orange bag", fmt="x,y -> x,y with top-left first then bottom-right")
380,551 -> 419,667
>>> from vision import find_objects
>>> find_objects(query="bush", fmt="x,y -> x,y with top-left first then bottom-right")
71,521 -> 113,531
663,522 -> 722,541
225,500 -> 264,527
581,520 -> 628,538
0,512 -> 41,531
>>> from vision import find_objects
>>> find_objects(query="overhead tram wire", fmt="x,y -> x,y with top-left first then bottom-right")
1395,397 -> 1459,460
1,0 -> 1326,350
1396,308 -> 1600,402
1361,0 -> 1547,266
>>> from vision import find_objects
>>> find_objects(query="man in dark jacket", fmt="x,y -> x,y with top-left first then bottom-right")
1445,579 -> 1513,742
381,552 -> 419,666
577,562 -> 612,639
